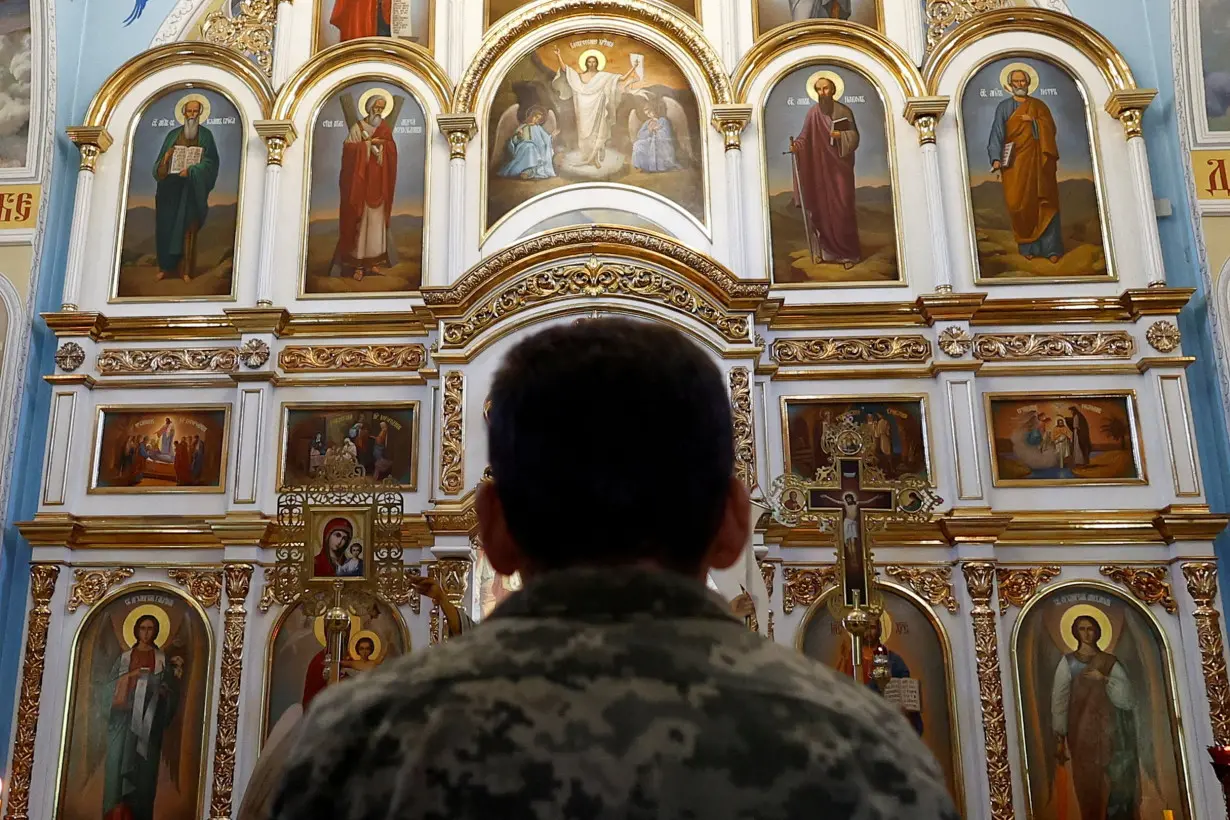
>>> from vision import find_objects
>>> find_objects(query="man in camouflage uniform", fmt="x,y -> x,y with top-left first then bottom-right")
272,318 -> 957,820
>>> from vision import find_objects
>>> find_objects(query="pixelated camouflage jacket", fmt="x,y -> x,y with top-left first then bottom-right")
271,567 -> 959,820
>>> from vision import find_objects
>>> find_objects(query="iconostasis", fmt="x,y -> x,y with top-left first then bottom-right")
5,1 -> 1230,820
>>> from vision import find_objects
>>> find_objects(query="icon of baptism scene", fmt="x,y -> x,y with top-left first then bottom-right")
798,586 -> 961,806
785,398 -> 929,481
115,87 -> 243,300
315,0 -> 430,52
960,57 -> 1109,282
56,588 -> 211,820
1014,585 -> 1191,820
763,64 -> 900,285
485,0 -> 696,30
304,80 -> 427,296
485,33 -> 703,231
280,403 -> 418,489
91,406 -> 229,492
754,0 -> 880,36
987,393 -> 1144,485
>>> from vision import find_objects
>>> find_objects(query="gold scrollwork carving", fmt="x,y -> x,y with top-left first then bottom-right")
972,332 -> 1134,360
168,569 -> 224,609
1146,321 -> 1181,353
729,367 -> 756,489
4,564 -> 60,820
883,566 -> 958,613
995,566 -> 1060,615
961,561 -> 1014,820
760,561 -> 776,597
925,0 -> 1010,51
782,566 -> 838,614
377,565 -> 422,614
772,336 -> 931,364
938,327 -> 972,357
440,257 -> 752,347
1183,562 -> 1230,744
66,567 -> 133,612
427,559 -> 470,646
55,342 -> 86,372
1099,565 -> 1177,613
208,564 -> 252,820
278,344 -> 427,372
440,372 -> 465,495
201,0 -> 276,75
97,347 -> 240,375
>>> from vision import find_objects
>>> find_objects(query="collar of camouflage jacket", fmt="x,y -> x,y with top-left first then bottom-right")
487,566 -> 740,624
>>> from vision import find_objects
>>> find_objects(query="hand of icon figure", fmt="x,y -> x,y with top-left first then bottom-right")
409,574 -> 448,604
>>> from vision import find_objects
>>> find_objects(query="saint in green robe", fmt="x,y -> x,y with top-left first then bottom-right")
103,645 -> 181,820
152,122 -> 220,279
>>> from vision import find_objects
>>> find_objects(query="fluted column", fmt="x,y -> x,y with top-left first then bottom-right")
270,0 -> 295,88
447,0 -> 466,80
1107,89 -> 1164,286
253,120 -> 298,306
904,97 -> 952,292
61,127 -> 114,311
438,114 -> 478,282
711,105 -> 753,277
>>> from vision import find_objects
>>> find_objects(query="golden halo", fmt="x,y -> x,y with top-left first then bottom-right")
174,93 -> 211,125
313,613 -> 359,648
1000,62 -> 1040,95
878,609 -> 894,644
122,604 -> 171,648
806,70 -> 845,102
1059,604 -> 1114,652
349,629 -> 384,661
357,87 -> 395,118
577,49 -> 607,72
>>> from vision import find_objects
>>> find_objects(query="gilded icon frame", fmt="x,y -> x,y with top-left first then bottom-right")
276,401 -> 421,491
779,394 -> 934,480
87,403 -> 232,495
751,0 -> 884,39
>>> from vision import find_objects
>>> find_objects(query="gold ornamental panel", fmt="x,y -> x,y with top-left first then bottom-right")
961,561 -> 1014,820
278,344 -> 427,372
1099,565 -> 1178,613
97,347 -> 240,375
972,332 -> 1134,360
1182,562 -> 1230,745
772,336 -> 931,365
201,0 -> 276,75
208,564 -> 253,820
995,566 -> 1060,615
883,566 -> 958,613
729,367 -> 756,489
66,568 -> 134,612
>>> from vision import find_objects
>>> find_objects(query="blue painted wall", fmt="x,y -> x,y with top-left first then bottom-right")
0,0 -> 172,778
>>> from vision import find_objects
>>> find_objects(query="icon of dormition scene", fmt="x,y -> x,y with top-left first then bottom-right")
485,33 -> 704,231
93,407 -> 228,491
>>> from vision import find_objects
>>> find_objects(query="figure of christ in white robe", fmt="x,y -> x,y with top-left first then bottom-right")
550,48 -> 637,168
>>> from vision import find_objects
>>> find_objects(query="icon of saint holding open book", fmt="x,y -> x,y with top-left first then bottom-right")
788,70 -> 861,269
152,93 -> 220,283
836,612 -> 924,736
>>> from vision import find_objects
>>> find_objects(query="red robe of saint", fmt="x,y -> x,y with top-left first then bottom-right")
329,0 -> 389,41
302,649 -> 329,708
335,117 -> 398,270
791,100 -> 862,263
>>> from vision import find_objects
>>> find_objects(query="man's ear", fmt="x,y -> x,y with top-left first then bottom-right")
704,477 -> 751,572
476,481 -> 524,577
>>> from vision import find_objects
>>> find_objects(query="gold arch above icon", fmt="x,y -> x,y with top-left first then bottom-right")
577,48 -> 607,72
1059,603 -> 1114,652
175,92 -> 212,124
122,603 -> 171,648
1000,62 -> 1040,94
358,87 -> 395,118
806,70 -> 845,102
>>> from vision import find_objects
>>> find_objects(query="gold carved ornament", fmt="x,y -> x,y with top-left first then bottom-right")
1182,562 -> 1230,745
883,566 -> 958,613
972,332 -> 1134,360
97,348 -> 239,375
995,566 -> 1060,616
760,562 -> 776,640
427,559 -> 470,646
54,342 -> 85,372
439,372 -> 465,496
4,564 -> 60,820
1099,565 -> 1177,613
961,561 -> 1014,820
239,338 -> 271,368
782,566 -> 838,615
278,344 -> 427,373
201,0 -> 276,75
66,567 -> 133,612
937,327 -> 972,357
729,367 -> 756,489
208,564 -> 253,820
925,0 -> 1011,52
771,336 -> 931,365
1146,321 -> 1182,353
168,569 -> 224,609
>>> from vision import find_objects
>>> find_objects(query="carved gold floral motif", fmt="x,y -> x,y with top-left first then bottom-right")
278,344 -> 427,372
962,561 -> 1014,820
972,332 -> 1134,360
201,0 -> 275,74
1146,321 -> 1181,353
760,561 -> 776,597
729,367 -> 756,489
782,566 -> 837,614
54,342 -> 85,372
66,567 -> 134,612
97,347 -> 239,375
440,258 -> 751,347
926,0 -> 1010,50
209,564 -> 253,820
239,338 -> 271,368
771,336 -> 931,364
937,327 -> 972,357
995,566 -> 1061,615
377,565 -> 422,614
883,566 -> 958,613
1099,565 -> 1177,613
168,569 -> 224,609
1182,562 -> 1230,744
4,564 -> 59,820
439,372 -> 465,495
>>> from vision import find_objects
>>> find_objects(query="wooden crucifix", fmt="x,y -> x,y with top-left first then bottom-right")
808,458 -> 895,611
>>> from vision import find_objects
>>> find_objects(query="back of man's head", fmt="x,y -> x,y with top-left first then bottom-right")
484,317 -> 736,575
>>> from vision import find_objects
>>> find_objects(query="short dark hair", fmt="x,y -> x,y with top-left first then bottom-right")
486,318 -> 734,573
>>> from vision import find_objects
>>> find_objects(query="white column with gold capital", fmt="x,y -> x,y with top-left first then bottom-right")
253,120 -> 297,306
712,105 -> 752,277
61,127 -> 113,311
905,97 -> 952,292
439,114 -> 477,282
1107,90 -> 1165,286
